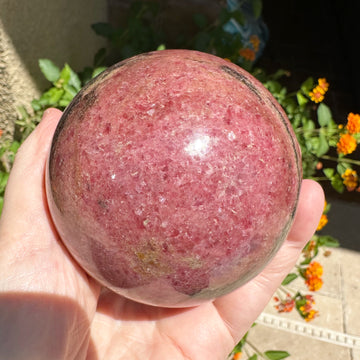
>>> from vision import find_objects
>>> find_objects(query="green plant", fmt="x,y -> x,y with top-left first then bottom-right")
92,0 -> 264,71
0,59 -> 105,214
0,140 -> 20,213
255,70 -> 360,193
92,1 -> 165,63
230,326 -> 290,359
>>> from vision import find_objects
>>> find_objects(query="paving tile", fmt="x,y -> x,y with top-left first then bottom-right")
246,325 -> 351,360
351,349 -> 360,360
241,247 -> 360,360
337,248 -> 360,336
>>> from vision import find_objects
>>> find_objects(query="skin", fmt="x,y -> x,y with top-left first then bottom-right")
0,108 -> 324,360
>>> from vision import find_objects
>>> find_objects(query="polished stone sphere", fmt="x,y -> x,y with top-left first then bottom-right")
46,49 -> 302,307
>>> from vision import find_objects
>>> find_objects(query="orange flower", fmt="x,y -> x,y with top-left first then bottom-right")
305,275 -> 323,291
318,78 -> 329,92
306,261 -> 323,278
346,112 -> 360,134
295,293 -> 319,321
305,294 -> 315,303
239,48 -> 256,62
309,85 -> 325,103
303,239 -> 317,258
317,214 -> 328,231
316,200 -> 328,231
299,296 -> 315,313
309,78 -> 329,103
0,129 -> 3,138
337,133 -> 357,155
274,294 -> 295,313
305,309 -> 319,322
305,262 -> 323,291
233,352 -> 242,360
342,168 -> 358,191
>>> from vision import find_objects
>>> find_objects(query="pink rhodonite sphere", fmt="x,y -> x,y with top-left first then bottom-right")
46,49 -> 302,307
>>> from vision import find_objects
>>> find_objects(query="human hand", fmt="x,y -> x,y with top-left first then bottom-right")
0,108 -> 324,360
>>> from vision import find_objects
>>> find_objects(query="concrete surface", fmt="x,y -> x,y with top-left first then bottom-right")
244,246 -> 360,360
0,0 -> 107,140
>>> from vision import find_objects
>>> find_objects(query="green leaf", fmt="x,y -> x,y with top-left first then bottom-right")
91,22 -> 114,38
67,67 -> 82,92
9,141 -> 20,154
40,87 -> 64,105
317,103 -> 332,127
59,99 -> 72,108
296,297 -> 307,308
323,201 -> 331,214
337,162 -> 349,175
265,350 -> 290,360
282,273 -> 298,285
265,80 -> 282,95
249,355 -> 258,360
0,172 -> 9,193
270,69 -> 289,80
318,235 -> 340,247
156,44 -> 166,51
17,105 -> 29,120
303,119 -> 315,132
59,63 -> 71,84
300,77 -> 314,94
316,133 -> 329,157
252,0 -> 263,18
39,59 -> 60,82
300,256 -> 313,265
63,84 -> 78,99
92,67 -> 107,79
31,99 -> 42,111
58,64 -> 81,92
308,137 -> 319,152
296,91 -> 308,106
323,168 -> 335,179
331,174 -> 345,193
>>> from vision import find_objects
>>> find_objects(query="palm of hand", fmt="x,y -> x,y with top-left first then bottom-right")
0,109 -> 324,360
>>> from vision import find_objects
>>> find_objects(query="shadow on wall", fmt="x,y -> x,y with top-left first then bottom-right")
0,0 -> 107,92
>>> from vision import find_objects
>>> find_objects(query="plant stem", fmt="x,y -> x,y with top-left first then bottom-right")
294,128 -> 321,135
246,340 -> 267,359
320,155 -> 360,167
280,285 -> 298,297
309,177 -> 329,182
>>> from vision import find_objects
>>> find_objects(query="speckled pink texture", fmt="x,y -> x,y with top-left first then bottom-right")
46,50 -> 302,307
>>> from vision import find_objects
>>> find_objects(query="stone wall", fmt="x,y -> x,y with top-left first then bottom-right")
0,0 -> 108,140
